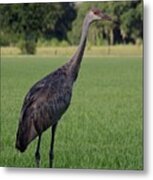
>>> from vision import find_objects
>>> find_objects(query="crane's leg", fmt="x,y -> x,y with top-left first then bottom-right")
35,134 -> 41,168
49,123 -> 58,168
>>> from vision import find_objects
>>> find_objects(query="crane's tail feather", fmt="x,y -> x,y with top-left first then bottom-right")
15,118 -> 38,153
15,140 -> 27,152
15,127 -> 28,153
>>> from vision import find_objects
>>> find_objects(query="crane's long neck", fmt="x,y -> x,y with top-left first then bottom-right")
68,15 -> 90,81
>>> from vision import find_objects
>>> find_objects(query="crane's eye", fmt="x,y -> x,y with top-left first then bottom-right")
94,11 -> 99,15
92,9 -> 101,16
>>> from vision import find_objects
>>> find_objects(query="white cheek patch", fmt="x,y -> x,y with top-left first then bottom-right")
89,11 -> 101,20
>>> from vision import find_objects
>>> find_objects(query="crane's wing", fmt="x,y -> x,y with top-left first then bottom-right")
20,76 -> 72,129
22,80 -> 46,110
16,79 -> 49,152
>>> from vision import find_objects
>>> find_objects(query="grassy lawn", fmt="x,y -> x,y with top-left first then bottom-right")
0,55 -> 143,169
1,45 -> 142,57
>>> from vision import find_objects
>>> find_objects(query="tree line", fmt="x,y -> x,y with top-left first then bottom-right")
0,1 -> 143,54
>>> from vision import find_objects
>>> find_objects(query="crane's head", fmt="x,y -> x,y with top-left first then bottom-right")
88,7 -> 112,23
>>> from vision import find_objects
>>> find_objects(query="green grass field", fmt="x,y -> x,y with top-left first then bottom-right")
0,55 -> 143,169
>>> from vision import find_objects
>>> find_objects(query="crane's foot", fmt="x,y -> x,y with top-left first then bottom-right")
49,152 -> 54,168
35,152 -> 40,168
49,160 -> 53,168
35,159 -> 40,168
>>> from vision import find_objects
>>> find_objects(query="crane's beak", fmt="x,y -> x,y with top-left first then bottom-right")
101,13 -> 112,21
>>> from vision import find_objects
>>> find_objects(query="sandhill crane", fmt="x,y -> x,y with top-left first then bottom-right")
15,8 -> 112,168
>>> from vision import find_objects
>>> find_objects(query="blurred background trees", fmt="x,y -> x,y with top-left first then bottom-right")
0,1 -> 143,54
